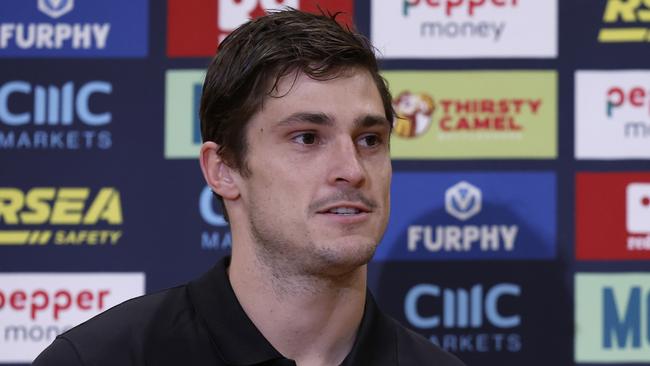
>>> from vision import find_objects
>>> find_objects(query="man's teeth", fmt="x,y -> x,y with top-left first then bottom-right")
328,207 -> 360,215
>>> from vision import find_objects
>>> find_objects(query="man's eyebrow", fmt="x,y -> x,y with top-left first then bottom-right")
275,112 -> 333,127
354,114 -> 391,129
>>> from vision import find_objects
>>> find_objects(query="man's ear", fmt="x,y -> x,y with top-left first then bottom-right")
199,142 -> 240,200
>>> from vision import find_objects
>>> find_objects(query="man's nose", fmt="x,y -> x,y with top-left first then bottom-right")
327,137 -> 366,187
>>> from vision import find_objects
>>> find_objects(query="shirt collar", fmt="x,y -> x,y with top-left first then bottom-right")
188,256 -> 397,366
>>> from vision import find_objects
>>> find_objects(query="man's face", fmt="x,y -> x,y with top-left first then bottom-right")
234,68 -> 392,276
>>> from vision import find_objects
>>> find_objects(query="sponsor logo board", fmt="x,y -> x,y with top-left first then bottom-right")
374,172 -> 556,261
165,70 -> 205,159
0,187 -> 124,246
371,0 -> 557,58
0,80 -> 114,151
167,0 -> 353,57
199,185 -> 232,252
598,0 -> 650,43
575,273 -> 650,362
575,71 -> 650,159
0,0 -> 148,57
0,273 -> 144,363
384,71 -> 557,159
576,172 -> 650,260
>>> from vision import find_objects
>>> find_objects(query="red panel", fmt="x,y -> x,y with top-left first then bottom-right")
167,0 -> 355,58
576,172 -> 650,260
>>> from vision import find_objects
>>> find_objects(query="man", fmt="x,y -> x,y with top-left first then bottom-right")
34,9 -> 465,366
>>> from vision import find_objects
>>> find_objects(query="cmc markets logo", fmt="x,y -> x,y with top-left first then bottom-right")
598,0 -> 650,43
0,0 -> 147,57
0,187 -> 123,246
0,273 -> 144,363
405,282 -> 522,353
408,181 -> 518,253
575,273 -> 650,362
626,183 -> 650,250
606,86 -> 650,139
0,80 -> 113,150
402,0 -> 518,41
168,0 -> 353,57
199,186 -> 231,251
392,91 -> 434,138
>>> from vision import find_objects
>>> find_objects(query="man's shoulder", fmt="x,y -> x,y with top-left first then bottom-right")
387,316 -> 466,366
33,285 -> 192,366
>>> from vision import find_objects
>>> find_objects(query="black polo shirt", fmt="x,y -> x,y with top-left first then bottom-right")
33,257 -> 465,365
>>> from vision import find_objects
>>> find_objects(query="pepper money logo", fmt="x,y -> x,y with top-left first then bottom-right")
0,273 -> 144,363
0,0 -> 147,57
575,273 -> 650,362
0,187 -> 123,246
371,0 -> 557,58
598,0 -> 650,43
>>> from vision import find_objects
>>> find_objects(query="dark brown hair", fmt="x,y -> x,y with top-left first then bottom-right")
199,8 -> 394,176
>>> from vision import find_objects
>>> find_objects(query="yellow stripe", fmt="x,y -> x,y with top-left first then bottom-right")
38,231 -> 52,245
28,230 -> 39,244
0,231 -> 30,245
598,28 -> 648,42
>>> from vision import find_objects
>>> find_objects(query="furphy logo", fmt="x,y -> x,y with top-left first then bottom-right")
0,0 -> 147,57
0,187 -> 123,246
384,71 -> 557,159
0,80 -> 113,150
199,186 -> 232,251
576,172 -> 650,260
0,273 -> 144,363
165,70 -> 205,159
575,273 -> 650,362
373,172 -> 556,261
598,0 -> 650,43
445,181 -> 481,221
404,282 -> 522,353
167,0 -> 354,57
38,0 -> 74,19
576,71 -> 650,159
372,0 -> 557,58
409,181 -> 518,254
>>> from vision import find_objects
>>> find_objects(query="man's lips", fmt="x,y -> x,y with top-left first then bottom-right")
316,202 -> 372,215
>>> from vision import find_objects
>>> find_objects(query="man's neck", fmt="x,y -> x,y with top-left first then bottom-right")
228,246 -> 367,366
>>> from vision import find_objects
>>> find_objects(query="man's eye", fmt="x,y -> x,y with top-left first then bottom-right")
359,134 -> 380,147
292,133 -> 317,145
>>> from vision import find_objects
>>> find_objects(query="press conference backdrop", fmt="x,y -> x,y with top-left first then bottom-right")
0,0 -> 649,365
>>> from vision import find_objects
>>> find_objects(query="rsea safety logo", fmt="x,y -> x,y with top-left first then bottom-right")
575,71 -> 650,159
575,273 -> 650,362
165,70 -> 205,159
598,0 -> 650,43
199,185 -> 232,252
404,282 -> 522,353
0,273 -> 144,363
167,0 -> 353,57
371,0 -> 557,59
373,172 -> 556,261
0,187 -> 123,247
0,80 -> 113,150
0,0 -> 148,57
577,172 -> 650,260
385,71 -> 557,159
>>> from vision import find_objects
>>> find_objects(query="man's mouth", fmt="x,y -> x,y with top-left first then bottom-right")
326,207 -> 362,215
